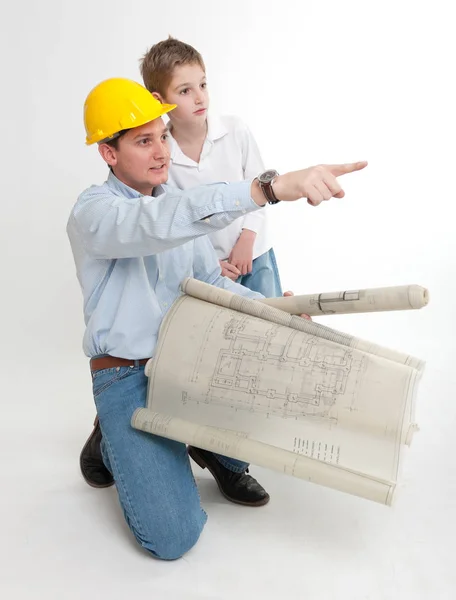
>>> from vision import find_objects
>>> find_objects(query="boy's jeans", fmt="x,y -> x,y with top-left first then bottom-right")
92,363 -> 247,560
236,247 -> 282,297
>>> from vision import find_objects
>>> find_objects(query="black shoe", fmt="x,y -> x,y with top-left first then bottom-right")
188,446 -> 270,507
79,417 -> 114,488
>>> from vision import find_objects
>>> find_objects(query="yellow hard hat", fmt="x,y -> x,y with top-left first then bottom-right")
84,78 -> 176,145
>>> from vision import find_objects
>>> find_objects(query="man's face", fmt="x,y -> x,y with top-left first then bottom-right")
162,63 -> 209,126
99,118 -> 170,195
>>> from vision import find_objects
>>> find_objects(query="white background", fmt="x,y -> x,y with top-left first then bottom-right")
1,1 -> 455,598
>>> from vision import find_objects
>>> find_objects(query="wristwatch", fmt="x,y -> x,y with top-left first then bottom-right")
257,169 -> 280,204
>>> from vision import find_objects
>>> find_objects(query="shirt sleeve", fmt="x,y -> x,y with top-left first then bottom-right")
70,180 -> 261,259
239,121 -> 267,234
192,235 -> 265,299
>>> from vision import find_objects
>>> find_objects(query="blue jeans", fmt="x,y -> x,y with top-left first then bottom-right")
236,247 -> 282,297
92,363 -> 245,560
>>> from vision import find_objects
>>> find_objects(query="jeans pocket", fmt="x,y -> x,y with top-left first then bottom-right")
92,367 -> 132,397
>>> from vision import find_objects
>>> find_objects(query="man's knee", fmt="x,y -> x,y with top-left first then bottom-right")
135,509 -> 207,561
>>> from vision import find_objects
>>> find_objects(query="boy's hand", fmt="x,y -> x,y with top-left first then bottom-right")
220,260 -> 241,281
283,290 -> 312,320
251,162 -> 367,207
228,230 -> 256,275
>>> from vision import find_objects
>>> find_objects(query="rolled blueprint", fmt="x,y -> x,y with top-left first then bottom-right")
260,285 -> 429,316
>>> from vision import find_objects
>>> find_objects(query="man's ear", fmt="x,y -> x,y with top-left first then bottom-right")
152,92 -> 165,104
98,143 -> 117,167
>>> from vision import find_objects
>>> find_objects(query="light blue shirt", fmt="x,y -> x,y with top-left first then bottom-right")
67,171 -> 264,359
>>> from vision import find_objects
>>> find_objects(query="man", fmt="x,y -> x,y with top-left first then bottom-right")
69,77 -> 367,559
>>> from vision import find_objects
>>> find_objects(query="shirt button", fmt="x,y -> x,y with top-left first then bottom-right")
204,218 -> 210,223
235,201 -> 240,206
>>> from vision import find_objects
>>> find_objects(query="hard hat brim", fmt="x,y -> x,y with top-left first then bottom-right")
86,102 -> 177,145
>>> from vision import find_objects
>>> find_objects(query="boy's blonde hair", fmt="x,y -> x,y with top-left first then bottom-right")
140,36 -> 205,97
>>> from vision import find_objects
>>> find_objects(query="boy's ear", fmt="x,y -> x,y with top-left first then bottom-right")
152,92 -> 165,104
98,143 -> 117,167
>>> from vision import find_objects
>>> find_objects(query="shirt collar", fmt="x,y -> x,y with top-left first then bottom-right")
167,114 -> 229,166
107,170 -> 165,198
206,114 -> 229,142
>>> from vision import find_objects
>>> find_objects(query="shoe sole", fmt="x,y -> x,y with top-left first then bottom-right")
188,447 -> 270,507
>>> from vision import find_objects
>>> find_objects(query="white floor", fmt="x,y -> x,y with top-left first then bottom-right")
2,347 -> 455,600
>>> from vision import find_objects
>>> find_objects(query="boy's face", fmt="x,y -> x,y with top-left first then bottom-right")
98,118 -> 170,195
161,63 -> 209,126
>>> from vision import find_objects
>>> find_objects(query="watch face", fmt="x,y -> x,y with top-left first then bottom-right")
258,169 -> 278,184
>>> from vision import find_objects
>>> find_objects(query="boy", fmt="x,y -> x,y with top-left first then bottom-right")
140,37 -> 282,296
71,76 -> 366,558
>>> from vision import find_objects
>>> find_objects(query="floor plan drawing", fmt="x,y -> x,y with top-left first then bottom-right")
186,312 -> 365,423
136,281 -> 424,506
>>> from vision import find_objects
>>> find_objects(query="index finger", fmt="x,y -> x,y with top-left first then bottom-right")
327,161 -> 368,177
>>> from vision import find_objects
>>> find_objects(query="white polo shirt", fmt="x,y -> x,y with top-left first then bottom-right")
166,115 -> 272,261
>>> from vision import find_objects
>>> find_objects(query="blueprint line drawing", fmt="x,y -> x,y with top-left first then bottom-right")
187,314 -> 364,422
132,278 -> 425,506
